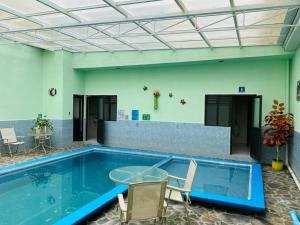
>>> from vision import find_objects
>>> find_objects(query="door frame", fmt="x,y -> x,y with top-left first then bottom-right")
73,95 -> 84,141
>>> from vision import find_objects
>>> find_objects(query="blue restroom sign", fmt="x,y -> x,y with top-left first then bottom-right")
239,86 -> 245,93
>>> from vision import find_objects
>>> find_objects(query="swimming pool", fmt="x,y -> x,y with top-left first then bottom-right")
0,146 -> 265,225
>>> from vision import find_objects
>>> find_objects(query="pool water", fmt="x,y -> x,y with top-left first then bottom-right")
0,152 -> 162,225
161,159 -> 250,199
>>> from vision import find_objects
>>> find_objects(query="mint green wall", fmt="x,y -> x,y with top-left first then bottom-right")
290,47 -> 300,132
0,43 -> 43,121
84,58 -> 289,123
73,46 -> 293,70
62,52 -> 84,120
42,51 -> 64,120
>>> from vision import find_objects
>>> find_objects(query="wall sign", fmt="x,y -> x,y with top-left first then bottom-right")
142,114 -> 151,120
132,110 -> 139,120
239,86 -> 245,93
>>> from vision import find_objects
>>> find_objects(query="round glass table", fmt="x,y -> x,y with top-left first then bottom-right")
109,166 -> 168,185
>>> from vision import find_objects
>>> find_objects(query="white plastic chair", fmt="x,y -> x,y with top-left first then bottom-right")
118,181 -> 168,225
165,160 -> 197,224
0,128 -> 25,157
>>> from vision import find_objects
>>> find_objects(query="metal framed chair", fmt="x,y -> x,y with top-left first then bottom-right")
0,128 -> 25,157
289,210 -> 300,225
165,159 -> 198,224
118,181 -> 168,225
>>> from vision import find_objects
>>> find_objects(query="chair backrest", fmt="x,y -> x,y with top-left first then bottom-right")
184,160 -> 198,190
126,181 -> 167,221
0,128 -> 17,144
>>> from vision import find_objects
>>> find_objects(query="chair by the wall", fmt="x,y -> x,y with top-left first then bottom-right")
0,128 -> 25,157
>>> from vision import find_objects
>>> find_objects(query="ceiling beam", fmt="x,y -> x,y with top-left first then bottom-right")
174,0 -> 211,47
230,0 -> 242,47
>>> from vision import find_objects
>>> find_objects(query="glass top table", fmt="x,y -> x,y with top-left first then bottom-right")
109,166 -> 168,185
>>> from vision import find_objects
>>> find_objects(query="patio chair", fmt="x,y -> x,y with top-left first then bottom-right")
165,159 -> 197,224
289,210 -> 300,225
0,128 -> 25,157
118,181 -> 168,225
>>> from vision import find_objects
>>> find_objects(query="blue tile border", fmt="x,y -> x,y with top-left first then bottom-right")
0,146 -> 265,225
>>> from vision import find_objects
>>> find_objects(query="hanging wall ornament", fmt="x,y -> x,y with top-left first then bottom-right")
153,90 -> 160,110
169,92 -> 173,98
180,99 -> 186,105
143,85 -> 148,91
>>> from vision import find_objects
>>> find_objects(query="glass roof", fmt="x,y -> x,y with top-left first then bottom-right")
0,0 -> 298,52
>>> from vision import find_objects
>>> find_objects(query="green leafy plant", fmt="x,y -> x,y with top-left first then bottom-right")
153,90 -> 160,110
263,99 -> 294,161
31,116 -> 54,133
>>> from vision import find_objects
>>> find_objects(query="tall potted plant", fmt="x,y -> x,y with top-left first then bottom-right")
263,100 -> 293,171
31,116 -> 54,134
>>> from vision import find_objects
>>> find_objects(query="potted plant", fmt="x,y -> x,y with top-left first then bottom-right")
263,99 -> 293,171
31,116 -> 54,134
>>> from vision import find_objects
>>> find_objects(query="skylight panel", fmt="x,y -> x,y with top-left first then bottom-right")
121,0 -> 181,17
240,27 -> 282,38
234,0 -> 290,6
57,39 -> 86,47
73,7 -> 125,22
242,37 -> 279,46
133,42 -> 169,50
0,18 -> 40,29
209,39 -> 239,47
73,45 -> 105,52
63,27 -> 100,39
0,10 -> 14,20
236,9 -> 288,26
183,0 -> 230,11
197,15 -> 235,29
33,13 -> 79,26
158,32 -> 203,42
28,30 -> 70,40
103,44 -> 134,51
121,35 -> 160,44
48,0 -> 106,9
204,30 -> 237,39
97,23 -> 148,36
0,0 -> 54,14
87,37 -> 123,45
170,40 -> 207,49
145,19 -> 195,33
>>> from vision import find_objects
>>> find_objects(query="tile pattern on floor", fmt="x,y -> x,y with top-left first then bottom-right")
0,147 -> 299,225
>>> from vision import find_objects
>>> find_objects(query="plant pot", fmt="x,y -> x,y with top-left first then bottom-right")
272,159 -> 283,171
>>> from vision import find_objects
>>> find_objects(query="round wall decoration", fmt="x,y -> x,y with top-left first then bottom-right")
49,88 -> 57,96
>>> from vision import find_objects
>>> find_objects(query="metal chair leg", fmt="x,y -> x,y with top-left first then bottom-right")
184,202 -> 191,225
8,145 -> 12,157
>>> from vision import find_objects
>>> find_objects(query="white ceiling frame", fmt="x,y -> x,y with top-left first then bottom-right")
230,0 -> 242,47
0,2 -> 112,51
102,0 -> 174,49
174,0 -> 211,47
0,0 -> 162,22
0,1 -> 299,35
38,0 -> 140,51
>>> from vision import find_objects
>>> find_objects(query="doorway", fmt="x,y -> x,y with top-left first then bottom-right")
73,95 -> 84,141
86,95 -> 117,144
205,95 -> 262,158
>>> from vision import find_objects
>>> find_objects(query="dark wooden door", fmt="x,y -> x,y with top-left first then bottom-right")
250,95 -> 262,160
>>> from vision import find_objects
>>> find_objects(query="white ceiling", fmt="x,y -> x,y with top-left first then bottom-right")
0,0 -> 299,52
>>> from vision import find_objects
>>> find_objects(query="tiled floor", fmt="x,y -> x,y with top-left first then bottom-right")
0,146 -> 299,225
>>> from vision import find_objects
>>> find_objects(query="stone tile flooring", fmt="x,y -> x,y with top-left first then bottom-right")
0,146 -> 299,225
